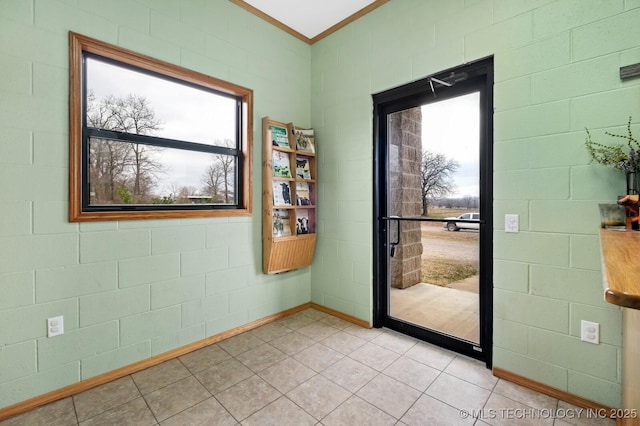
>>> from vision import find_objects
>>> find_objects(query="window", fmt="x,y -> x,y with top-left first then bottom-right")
69,32 -> 253,221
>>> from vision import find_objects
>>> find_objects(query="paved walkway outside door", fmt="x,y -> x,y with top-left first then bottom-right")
389,275 -> 479,343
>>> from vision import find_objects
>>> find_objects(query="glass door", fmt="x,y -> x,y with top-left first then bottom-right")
373,58 -> 493,365
388,93 -> 480,343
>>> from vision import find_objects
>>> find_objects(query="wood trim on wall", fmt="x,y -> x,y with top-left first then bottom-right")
0,303 -> 369,422
493,367 -> 616,417
3,307 -> 622,421
228,0 -> 390,45
68,31 -> 253,222
309,0 -> 390,44
310,302 -> 371,328
229,0 -> 310,43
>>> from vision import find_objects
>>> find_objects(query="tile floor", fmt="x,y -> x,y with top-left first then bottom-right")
0,308 -> 615,425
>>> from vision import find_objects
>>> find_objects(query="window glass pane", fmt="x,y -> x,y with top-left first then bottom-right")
86,56 -> 237,147
88,137 -> 236,206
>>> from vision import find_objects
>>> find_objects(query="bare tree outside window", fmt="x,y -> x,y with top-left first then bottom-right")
202,162 -> 224,202
201,139 -> 235,203
420,150 -> 459,216
462,194 -> 479,209
87,91 -> 165,204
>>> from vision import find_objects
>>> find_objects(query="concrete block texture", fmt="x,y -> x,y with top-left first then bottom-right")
310,0 -> 631,408
0,0 -> 312,408
0,0 -> 635,411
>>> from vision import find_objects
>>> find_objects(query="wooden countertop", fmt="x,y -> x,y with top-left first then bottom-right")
600,229 -> 640,310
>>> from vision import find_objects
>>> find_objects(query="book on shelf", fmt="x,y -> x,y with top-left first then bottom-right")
272,209 -> 292,237
272,181 -> 292,206
295,155 -> 312,180
296,209 -> 311,235
295,182 -> 311,206
269,124 -> 289,148
272,151 -> 292,178
294,127 -> 315,153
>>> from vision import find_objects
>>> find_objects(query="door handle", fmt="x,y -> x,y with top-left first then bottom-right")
389,216 -> 400,257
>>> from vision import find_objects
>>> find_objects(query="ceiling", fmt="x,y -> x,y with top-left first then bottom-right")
230,0 -> 389,44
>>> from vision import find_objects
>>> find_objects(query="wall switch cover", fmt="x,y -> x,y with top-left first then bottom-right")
505,214 -> 519,233
580,320 -> 599,344
47,316 -> 64,338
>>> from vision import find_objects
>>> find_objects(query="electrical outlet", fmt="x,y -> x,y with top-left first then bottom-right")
505,214 -> 519,233
47,316 -> 64,338
580,320 -> 599,344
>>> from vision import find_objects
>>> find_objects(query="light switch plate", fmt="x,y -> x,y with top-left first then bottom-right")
505,214 -> 519,233
47,316 -> 64,338
581,320 -> 599,344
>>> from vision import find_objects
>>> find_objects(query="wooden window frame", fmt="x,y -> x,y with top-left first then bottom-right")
69,32 -> 253,222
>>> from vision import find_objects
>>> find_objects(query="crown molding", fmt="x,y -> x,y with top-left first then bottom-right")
229,0 -> 390,44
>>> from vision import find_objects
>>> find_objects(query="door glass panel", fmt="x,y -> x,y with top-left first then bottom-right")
388,92 -> 480,343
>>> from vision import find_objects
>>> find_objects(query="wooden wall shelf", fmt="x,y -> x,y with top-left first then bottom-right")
262,117 -> 317,274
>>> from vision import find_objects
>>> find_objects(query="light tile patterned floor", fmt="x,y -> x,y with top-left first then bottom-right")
0,308 -> 615,425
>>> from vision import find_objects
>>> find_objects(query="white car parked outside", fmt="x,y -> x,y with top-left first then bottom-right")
443,212 -> 480,231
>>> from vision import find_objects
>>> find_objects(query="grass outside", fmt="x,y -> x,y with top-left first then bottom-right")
421,225 -> 478,243
422,256 -> 478,286
425,207 -> 475,219
420,207 -> 479,286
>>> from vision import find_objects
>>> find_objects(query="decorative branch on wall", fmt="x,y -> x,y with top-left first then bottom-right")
620,63 -> 640,80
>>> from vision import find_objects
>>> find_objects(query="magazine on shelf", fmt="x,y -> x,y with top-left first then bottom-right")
296,209 -> 311,235
294,127 -> 315,153
272,151 -> 292,178
269,124 -> 289,148
272,181 -> 292,206
272,209 -> 292,237
295,155 -> 312,180
295,182 -> 311,206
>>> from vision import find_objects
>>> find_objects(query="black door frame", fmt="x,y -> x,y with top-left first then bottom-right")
372,57 -> 494,367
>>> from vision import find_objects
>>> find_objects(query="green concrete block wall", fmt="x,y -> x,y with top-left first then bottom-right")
0,0 -> 311,409
310,0 -> 640,407
1,0 -> 639,412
